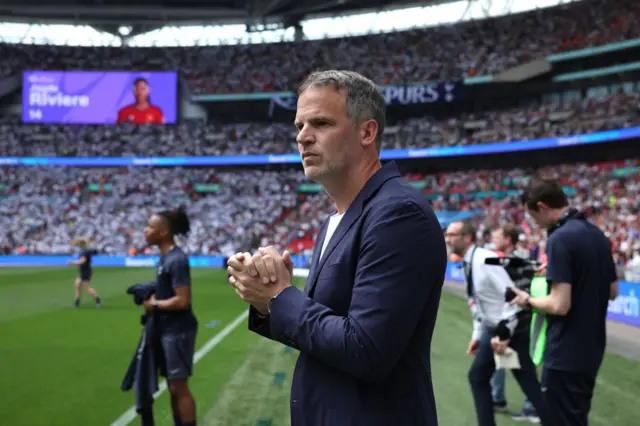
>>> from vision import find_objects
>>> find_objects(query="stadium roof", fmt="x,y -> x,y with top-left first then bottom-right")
0,0 -> 447,36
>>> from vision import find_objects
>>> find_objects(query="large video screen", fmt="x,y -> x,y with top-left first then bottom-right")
22,71 -> 178,124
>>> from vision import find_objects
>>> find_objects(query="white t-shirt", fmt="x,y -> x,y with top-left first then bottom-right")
319,212 -> 345,260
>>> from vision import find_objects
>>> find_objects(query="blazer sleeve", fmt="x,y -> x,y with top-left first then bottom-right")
248,305 -> 272,338
248,305 -> 301,349
267,200 -> 445,384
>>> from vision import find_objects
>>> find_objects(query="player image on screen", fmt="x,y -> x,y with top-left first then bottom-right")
116,77 -> 165,124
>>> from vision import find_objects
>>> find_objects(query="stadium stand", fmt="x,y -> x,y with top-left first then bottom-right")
1,91 -> 638,157
0,167 -> 304,257
2,160 -> 639,281
0,0 -> 637,277
0,0 -> 637,92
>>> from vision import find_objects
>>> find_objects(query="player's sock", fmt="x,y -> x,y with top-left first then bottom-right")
74,298 -> 80,307
182,422 -> 195,426
173,416 -> 182,426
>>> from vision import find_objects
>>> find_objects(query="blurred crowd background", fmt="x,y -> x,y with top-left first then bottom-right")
1,0 -> 639,283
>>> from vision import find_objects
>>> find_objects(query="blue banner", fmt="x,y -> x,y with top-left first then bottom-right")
1,125 -> 637,167
0,254 -> 225,268
382,82 -> 462,106
269,82 -> 463,117
607,280 -> 640,327
0,254 -> 314,269
445,260 -> 466,283
1,255 -> 638,328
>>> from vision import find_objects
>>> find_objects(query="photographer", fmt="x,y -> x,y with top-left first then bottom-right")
488,224 -> 539,423
510,179 -> 619,426
444,221 -> 545,426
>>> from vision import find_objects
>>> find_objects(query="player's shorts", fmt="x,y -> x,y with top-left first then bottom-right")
160,329 -> 197,380
78,273 -> 92,281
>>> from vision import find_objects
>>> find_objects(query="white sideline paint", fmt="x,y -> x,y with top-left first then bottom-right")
292,267 -> 310,278
109,311 -> 248,426
109,268 -> 310,426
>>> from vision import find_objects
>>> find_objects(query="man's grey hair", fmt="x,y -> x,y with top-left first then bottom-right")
298,70 -> 386,151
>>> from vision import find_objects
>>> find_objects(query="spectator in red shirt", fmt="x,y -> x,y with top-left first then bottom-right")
116,77 -> 165,124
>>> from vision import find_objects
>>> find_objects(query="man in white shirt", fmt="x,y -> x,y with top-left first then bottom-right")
445,221 -> 546,426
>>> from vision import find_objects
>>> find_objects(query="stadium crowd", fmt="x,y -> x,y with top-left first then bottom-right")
2,91 -> 639,157
0,0 -> 638,279
424,160 -> 640,281
0,0 -> 637,92
0,167 -> 304,258
1,159 -> 639,280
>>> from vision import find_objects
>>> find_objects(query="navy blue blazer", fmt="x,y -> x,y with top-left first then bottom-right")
249,161 -> 447,426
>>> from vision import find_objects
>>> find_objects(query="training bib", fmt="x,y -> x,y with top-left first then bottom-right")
529,276 -> 548,366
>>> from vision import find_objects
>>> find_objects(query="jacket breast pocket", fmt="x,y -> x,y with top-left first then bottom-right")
316,261 -> 350,282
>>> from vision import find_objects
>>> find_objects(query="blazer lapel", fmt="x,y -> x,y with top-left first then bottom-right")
304,161 -> 402,298
304,219 -> 329,295
306,206 -> 363,298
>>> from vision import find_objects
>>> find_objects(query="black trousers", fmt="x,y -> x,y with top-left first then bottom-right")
542,368 -> 596,426
468,324 -> 547,426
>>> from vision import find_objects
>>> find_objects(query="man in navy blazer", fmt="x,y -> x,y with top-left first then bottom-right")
227,70 -> 447,426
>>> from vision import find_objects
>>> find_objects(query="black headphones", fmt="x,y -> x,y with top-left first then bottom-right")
547,207 -> 586,236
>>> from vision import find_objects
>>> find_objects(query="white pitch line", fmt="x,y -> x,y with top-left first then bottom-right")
109,310 -> 249,426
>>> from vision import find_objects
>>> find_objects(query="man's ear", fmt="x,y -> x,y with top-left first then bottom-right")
359,119 -> 379,149
535,201 -> 549,211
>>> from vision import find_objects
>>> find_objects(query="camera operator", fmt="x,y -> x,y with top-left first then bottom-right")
488,224 -> 539,423
491,225 -> 537,291
444,221 -> 546,426
510,179 -> 619,426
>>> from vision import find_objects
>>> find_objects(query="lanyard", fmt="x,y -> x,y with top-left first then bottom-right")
465,246 -> 478,299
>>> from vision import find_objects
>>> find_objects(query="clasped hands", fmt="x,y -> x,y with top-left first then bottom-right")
226,246 -> 294,315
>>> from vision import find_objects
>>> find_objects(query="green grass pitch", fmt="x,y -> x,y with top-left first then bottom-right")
0,267 -> 638,425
